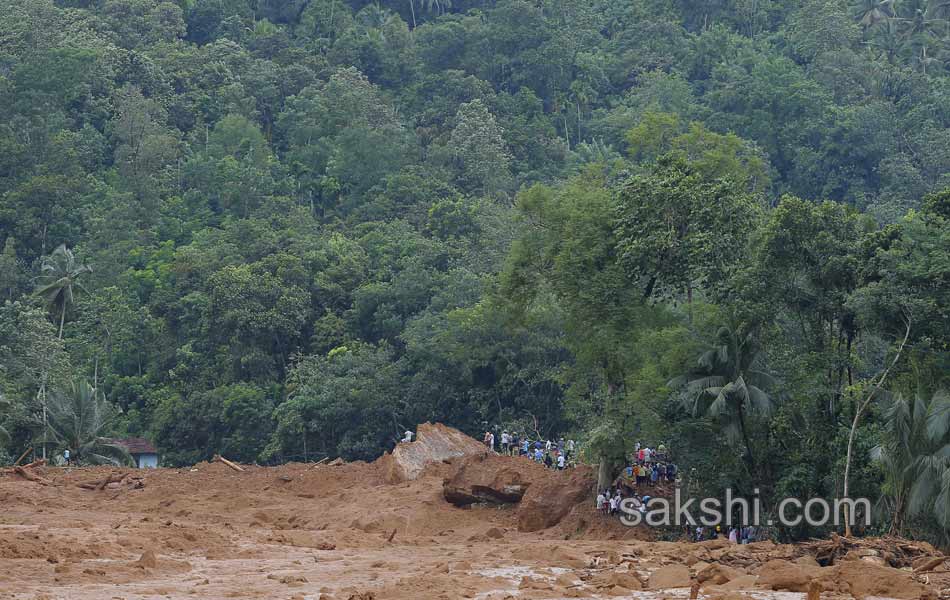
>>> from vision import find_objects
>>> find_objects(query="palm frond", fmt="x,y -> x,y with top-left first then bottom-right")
926,390 -> 950,442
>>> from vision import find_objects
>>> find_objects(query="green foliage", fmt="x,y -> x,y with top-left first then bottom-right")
46,380 -> 131,466
615,156 -> 762,302
0,0 -> 949,545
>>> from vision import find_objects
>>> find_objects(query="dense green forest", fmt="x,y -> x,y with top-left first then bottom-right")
0,0 -> 948,543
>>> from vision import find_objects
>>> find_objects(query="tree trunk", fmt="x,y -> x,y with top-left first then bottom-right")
843,318 -> 910,536
58,303 -> 66,340
737,407 -> 755,473
596,456 -> 612,492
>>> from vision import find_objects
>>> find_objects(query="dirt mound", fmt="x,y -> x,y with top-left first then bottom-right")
382,422 -> 487,483
826,559 -> 935,599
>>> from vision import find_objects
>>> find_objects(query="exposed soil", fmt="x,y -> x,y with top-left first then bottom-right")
1,427 -> 947,600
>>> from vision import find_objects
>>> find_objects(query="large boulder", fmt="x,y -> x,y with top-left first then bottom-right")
385,422 -> 487,483
516,465 -> 596,532
647,564 -> 692,589
443,453 -> 537,505
755,559 -> 816,593
441,452 -> 596,532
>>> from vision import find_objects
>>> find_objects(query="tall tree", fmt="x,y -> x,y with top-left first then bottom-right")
34,245 -> 92,340
671,324 -> 777,471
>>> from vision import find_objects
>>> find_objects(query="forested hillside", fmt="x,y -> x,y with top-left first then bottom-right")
0,0 -> 948,543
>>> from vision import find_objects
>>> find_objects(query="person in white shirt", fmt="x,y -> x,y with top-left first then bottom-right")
488,432 -> 495,452
596,492 -> 606,513
63,449 -> 71,466
609,495 -> 619,515
500,431 -> 510,455
545,439 -> 552,452
401,430 -> 413,443
556,454 -> 565,469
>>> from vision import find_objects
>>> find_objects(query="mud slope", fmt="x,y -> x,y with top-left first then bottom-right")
1,427 -> 946,600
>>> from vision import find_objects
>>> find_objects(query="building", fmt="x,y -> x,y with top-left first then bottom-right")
113,437 -> 159,468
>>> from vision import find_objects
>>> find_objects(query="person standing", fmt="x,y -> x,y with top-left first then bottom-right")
500,431 -> 510,455
63,448 -> 71,466
557,453 -> 565,470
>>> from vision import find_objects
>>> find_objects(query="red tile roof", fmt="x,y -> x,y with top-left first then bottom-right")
111,437 -> 158,455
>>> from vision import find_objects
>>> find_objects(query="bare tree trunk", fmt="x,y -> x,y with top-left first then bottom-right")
58,303 -> 66,340
843,317 -> 911,536
596,457 -> 612,492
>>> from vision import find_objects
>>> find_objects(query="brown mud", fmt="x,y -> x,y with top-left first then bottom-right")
1,424 -> 947,600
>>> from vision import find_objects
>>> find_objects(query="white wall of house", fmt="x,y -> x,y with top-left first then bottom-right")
135,453 -> 159,468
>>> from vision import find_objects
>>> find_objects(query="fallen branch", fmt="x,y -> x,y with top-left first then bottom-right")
13,447 -> 33,467
100,472 -> 129,491
914,556 -> 947,573
387,529 -> 397,543
213,454 -> 245,472
14,465 -> 51,486
77,471 -> 129,491
19,458 -> 47,470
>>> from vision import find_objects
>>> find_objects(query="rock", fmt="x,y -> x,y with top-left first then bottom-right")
648,564 -> 692,589
696,563 -> 742,585
516,466 -> 596,532
136,549 -> 158,569
756,559 -> 817,593
551,547 -> 589,569
605,571 -> 643,590
387,423 -> 487,483
794,555 -> 820,568
443,453 -> 533,505
485,527 -> 504,539
606,585 -> 631,596
831,560 -> 935,599
713,574 -> 759,591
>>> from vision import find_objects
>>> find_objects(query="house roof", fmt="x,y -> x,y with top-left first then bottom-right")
111,437 -> 158,455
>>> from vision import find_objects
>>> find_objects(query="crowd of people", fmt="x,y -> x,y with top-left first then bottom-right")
482,431 -> 577,470
595,442 -> 679,522
473,431 -> 761,544
685,524 -> 761,544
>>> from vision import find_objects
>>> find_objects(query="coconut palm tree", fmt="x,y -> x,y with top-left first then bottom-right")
34,245 -> 92,340
422,0 -> 451,16
46,380 -> 131,466
670,325 -> 778,469
853,0 -> 895,28
873,389 -> 950,539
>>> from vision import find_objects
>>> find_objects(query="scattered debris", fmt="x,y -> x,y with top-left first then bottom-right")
212,454 -> 245,472
800,533 -> 943,568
